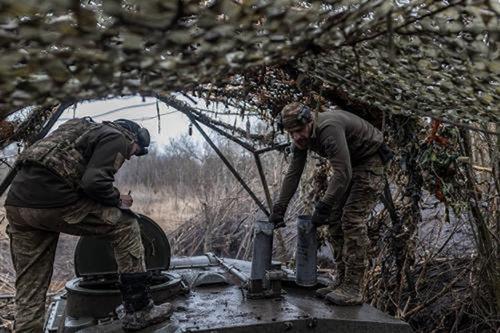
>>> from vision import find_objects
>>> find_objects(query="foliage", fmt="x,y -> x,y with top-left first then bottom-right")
0,0 -> 498,125
0,1 -> 498,332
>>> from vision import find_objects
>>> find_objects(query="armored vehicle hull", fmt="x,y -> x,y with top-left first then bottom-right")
44,215 -> 412,333
45,254 -> 412,333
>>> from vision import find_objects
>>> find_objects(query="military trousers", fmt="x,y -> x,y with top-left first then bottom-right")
5,199 -> 146,333
326,154 -> 385,279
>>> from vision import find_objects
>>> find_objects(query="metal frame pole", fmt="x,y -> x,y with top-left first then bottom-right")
254,153 -> 273,210
187,115 -> 270,216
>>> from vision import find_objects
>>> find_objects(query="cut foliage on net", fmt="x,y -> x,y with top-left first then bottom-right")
0,0 -> 497,127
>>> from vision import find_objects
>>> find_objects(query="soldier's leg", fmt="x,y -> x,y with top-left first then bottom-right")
328,222 -> 345,282
6,206 -> 59,333
327,192 -> 349,278
59,205 -> 146,273
315,222 -> 344,298
316,188 -> 350,297
58,204 -> 172,330
15,201 -> 146,273
110,212 -> 145,273
326,157 -> 384,305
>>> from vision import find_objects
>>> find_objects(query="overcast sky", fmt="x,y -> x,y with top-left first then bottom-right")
56,96 -> 199,148
54,96 -> 277,153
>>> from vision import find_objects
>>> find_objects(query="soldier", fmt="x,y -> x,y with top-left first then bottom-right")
270,102 -> 391,305
5,118 -> 172,332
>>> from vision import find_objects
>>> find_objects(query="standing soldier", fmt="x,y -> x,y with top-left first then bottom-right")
5,118 -> 172,331
269,102 -> 391,305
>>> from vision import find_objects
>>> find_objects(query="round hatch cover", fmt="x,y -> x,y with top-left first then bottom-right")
74,213 -> 170,277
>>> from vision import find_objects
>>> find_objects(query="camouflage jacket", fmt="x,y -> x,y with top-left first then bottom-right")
7,119 -> 135,208
274,109 -> 383,209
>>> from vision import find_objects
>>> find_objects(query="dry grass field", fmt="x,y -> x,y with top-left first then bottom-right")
126,186 -> 196,233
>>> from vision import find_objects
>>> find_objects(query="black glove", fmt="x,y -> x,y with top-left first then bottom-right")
269,205 -> 286,229
311,201 -> 332,226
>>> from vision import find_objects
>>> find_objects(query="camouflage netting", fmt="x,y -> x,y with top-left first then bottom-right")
0,2 -> 499,332
0,0 -> 498,127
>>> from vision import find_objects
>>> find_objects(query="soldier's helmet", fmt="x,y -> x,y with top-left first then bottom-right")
113,119 -> 150,156
280,102 -> 313,132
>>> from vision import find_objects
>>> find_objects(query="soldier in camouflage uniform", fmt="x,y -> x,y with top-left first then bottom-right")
269,102 -> 390,305
5,118 -> 172,332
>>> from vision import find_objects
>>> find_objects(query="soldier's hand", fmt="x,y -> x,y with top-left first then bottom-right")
269,205 -> 286,229
119,194 -> 133,209
311,201 -> 332,226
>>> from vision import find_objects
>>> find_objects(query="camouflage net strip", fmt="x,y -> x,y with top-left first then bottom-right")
0,0 -> 498,125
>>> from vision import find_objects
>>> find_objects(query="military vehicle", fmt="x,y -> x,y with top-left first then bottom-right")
43,214 -> 413,333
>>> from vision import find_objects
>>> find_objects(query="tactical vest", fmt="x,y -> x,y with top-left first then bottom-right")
16,118 -> 135,189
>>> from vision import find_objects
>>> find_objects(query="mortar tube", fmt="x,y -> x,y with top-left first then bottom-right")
249,219 -> 274,292
295,215 -> 318,287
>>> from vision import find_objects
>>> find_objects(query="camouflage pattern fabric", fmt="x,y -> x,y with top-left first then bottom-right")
16,118 -> 101,189
0,2 -> 496,127
16,119 -> 136,191
5,199 -> 145,333
326,154 -> 384,285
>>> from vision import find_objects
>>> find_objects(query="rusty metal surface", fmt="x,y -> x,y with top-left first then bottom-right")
168,283 -> 411,333
75,283 -> 411,333
51,256 -> 412,333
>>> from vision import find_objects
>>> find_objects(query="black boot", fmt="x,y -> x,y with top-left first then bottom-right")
116,272 -> 173,331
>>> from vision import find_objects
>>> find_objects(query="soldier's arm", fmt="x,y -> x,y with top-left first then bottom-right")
273,145 -> 308,211
320,122 -> 352,206
80,132 -> 130,206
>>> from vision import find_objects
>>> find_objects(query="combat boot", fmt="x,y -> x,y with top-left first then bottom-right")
325,267 -> 364,305
315,260 -> 344,298
315,276 -> 342,298
116,272 -> 173,331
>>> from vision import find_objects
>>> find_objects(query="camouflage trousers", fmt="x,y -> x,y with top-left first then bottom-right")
326,154 -> 385,280
5,199 -> 146,333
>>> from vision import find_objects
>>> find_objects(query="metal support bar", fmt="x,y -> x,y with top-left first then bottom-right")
0,101 -> 74,196
254,143 -> 289,155
190,113 -> 256,152
187,115 -> 270,216
254,153 -> 273,210
158,96 -> 256,152
254,152 -> 288,262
